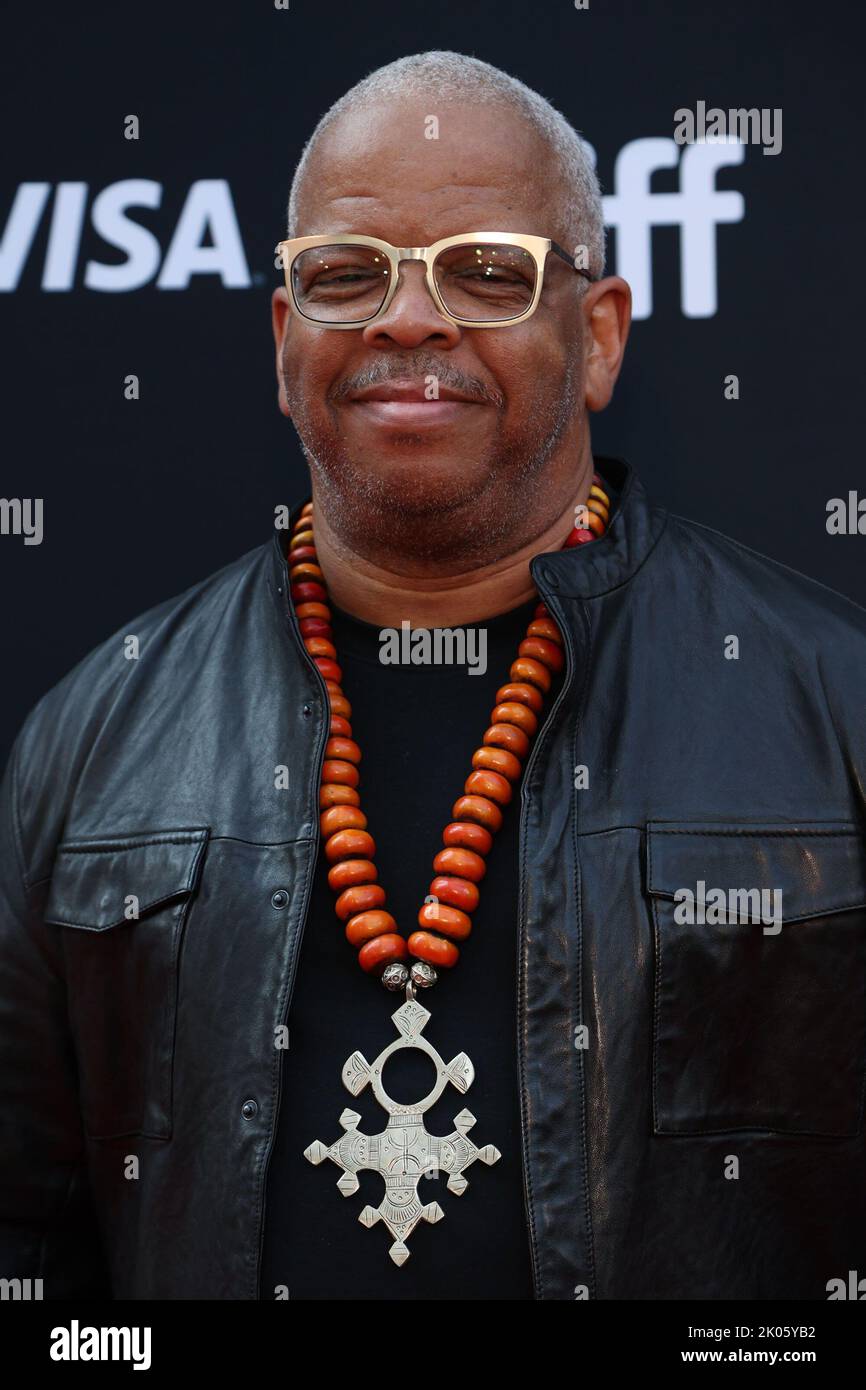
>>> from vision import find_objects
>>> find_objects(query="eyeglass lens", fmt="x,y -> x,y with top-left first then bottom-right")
290,242 -> 538,323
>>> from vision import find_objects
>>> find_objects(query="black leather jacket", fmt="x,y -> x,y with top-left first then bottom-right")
2,456 -> 865,1301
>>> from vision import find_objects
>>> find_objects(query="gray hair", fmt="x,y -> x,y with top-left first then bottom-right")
286,50 -> 605,279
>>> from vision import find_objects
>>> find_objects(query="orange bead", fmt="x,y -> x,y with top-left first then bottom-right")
433,846 -> 487,882
510,657 -> 551,693
314,657 -> 343,683
527,618 -> 563,645
328,693 -> 352,719
417,901 -> 472,939
320,805 -> 367,837
442,821 -> 493,856
519,638 -> 564,674
324,828 -> 375,862
495,681 -> 544,714
348,911 -> 397,946
584,511 -> 605,536
358,932 -> 407,973
290,562 -> 324,582
325,737 -> 361,765
290,529 -> 314,549
305,637 -> 337,660
586,498 -> 609,524
408,931 -> 459,968
328,858 -> 377,891
452,794 -> 503,833
429,875 -> 479,914
471,745 -> 522,781
464,769 -> 512,806
329,714 -> 352,737
483,722 -> 530,759
322,759 -> 359,787
336,883 -> 386,921
320,783 -> 360,809
295,601 -> 331,621
491,700 -> 538,737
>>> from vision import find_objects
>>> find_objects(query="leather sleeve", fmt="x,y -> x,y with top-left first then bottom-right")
0,724 -> 112,1299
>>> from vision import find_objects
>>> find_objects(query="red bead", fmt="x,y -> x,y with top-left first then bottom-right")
519,637 -> 564,674
358,932 -> 408,973
299,617 -> 332,638
329,714 -> 352,737
495,681 -> 544,714
322,759 -> 359,787
417,901 -> 472,940
314,657 -> 343,683
483,723 -> 530,759
324,828 -> 375,862
292,582 -> 328,603
442,821 -> 493,856
451,794 -> 503,833
328,858 -> 377,892
509,658 -> 551,694
320,784 -> 360,809
471,745 -> 522,781
428,875 -> 479,914
325,737 -> 361,765
408,931 -> 459,968
464,769 -> 512,806
336,883 -> 386,921
491,701 -> 538,737
562,528 -> 595,548
433,847 -> 487,882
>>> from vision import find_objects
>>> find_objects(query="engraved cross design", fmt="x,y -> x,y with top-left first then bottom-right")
304,997 -> 501,1265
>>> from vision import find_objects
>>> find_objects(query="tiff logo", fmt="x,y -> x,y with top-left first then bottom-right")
588,137 -> 746,318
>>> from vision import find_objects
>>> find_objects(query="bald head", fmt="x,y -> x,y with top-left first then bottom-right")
287,50 -> 605,278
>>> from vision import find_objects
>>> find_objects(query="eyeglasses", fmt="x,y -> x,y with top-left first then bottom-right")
274,231 -> 595,329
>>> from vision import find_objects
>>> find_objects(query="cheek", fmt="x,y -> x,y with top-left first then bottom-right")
479,324 -> 579,405
282,325 -> 343,404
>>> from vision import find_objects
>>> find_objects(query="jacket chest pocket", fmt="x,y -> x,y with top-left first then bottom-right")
646,822 -> 866,1138
44,827 -> 209,1141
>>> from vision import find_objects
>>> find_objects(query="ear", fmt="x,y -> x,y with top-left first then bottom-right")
271,287 -> 292,417
582,276 -> 632,412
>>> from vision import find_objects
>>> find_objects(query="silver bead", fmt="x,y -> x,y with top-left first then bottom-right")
381,963 -> 409,992
410,960 -> 437,989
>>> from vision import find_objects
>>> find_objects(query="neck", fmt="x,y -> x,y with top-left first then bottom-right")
305,460 -> 595,628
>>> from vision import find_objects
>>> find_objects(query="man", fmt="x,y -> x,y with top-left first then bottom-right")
2,50 -> 865,1302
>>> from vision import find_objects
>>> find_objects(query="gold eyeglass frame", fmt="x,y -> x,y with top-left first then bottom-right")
274,231 -> 595,329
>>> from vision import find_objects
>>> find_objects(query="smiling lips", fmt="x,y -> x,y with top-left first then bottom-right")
344,380 -> 487,428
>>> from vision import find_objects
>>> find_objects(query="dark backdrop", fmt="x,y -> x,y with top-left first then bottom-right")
2,0 -> 863,767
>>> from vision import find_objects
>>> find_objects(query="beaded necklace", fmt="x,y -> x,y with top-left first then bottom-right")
291,473 -> 611,1266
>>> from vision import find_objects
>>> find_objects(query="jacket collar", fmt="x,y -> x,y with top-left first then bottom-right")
270,455 -> 668,612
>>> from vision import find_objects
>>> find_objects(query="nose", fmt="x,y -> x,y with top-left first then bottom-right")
361,260 -> 462,350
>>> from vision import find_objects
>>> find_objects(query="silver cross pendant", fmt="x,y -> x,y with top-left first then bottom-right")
304,991 -> 501,1266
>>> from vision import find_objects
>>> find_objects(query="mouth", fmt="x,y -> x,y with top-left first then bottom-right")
341,379 -> 490,429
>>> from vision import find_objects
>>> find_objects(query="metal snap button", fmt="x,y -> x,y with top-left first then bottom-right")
242,1100 -> 258,1120
271,889 -> 289,909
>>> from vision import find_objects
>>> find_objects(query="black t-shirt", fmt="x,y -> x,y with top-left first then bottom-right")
261,593 -> 543,1300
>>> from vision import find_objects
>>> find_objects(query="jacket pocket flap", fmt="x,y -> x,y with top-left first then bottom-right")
646,821 -> 866,924
44,827 -> 209,931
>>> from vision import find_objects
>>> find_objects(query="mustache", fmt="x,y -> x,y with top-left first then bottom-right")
330,354 -> 504,407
